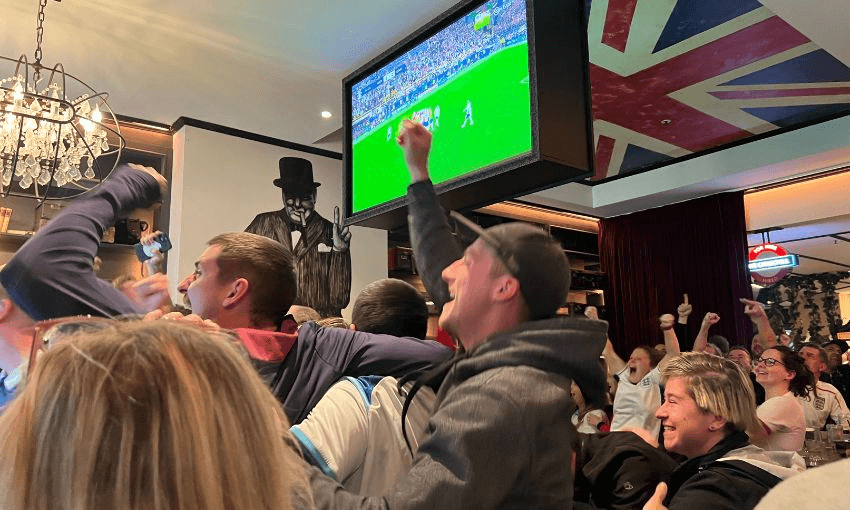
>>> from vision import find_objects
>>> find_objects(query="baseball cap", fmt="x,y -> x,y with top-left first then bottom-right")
449,211 -> 570,320
823,339 -> 849,354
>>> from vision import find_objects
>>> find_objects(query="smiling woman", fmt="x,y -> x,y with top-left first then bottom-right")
645,352 -> 805,510
749,346 -> 810,452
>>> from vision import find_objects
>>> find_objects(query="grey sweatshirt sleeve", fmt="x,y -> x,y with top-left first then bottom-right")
406,180 -> 463,312
0,165 -> 162,320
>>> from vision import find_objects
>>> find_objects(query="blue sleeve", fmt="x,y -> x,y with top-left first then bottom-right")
0,165 -> 162,320
311,323 -> 452,381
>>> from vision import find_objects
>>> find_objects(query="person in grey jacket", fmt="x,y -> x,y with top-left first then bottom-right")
308,121 -> 609,509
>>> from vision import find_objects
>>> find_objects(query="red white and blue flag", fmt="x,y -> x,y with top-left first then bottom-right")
587,0 -> 850,180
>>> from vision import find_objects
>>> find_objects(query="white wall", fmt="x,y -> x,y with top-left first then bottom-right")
167,125 -> 387,320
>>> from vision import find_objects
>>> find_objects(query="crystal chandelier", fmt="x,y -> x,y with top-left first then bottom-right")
0,0 -> 124,203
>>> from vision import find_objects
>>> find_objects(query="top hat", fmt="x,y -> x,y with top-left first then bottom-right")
273,157 -> 321,194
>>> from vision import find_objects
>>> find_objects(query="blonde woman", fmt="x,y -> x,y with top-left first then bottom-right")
0,320 -> 313,510
643,352 -> 804,510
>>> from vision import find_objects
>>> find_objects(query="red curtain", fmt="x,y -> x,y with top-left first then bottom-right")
598,192 -> 751,355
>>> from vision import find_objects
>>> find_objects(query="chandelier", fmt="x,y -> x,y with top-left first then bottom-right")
0,0 -> 124,203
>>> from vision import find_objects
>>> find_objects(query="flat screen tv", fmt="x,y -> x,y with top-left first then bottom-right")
343,0 -> 593,230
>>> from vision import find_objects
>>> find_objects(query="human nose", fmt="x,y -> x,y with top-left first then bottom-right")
177,273 -> 195,293
442,259 -> 461,283
656,401 -> 668,419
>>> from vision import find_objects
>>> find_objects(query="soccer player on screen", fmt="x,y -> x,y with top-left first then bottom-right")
462,99 -> 474,128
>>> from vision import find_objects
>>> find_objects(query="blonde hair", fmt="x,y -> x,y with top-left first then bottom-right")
0,320 -> 311,510
661,351 -> 760,434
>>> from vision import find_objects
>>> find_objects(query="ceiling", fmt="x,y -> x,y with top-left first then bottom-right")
0,0 -> 459,147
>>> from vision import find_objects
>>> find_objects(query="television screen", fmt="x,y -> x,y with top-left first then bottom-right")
344,0 -> 593,230
350,0 -> 532,215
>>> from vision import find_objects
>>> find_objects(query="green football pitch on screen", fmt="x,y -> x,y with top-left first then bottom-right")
351,42 -> 533,214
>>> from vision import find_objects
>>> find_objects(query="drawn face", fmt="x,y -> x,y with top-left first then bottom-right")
283,191 -> 315,226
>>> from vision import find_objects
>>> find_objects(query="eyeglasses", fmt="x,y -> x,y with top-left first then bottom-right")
27,316 -> 116,381
754,357 -> 786,368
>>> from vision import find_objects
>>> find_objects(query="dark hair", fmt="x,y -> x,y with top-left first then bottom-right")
707,335 -> 730,356
729,345 -> 752,357
208,233 -> 297,328
352,278 -> 428,339
764,345 -> 812,399
634,345 -> 664,368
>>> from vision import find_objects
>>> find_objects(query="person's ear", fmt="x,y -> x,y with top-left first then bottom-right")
0,298 -> 15,322
222,278 -> 250,308
349,323 -> 357,331
493,275 -> 521,303
708,415 -> 727,433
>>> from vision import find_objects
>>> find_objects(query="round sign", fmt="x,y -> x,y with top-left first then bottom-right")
748,243 -> 791,285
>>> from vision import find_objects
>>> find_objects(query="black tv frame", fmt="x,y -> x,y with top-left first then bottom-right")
342,0 -> 594,230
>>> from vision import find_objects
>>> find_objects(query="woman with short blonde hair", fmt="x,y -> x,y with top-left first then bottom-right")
0,320 -> 312,510
646,352 -> 804,510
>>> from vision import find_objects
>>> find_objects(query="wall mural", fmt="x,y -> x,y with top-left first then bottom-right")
245,157 -> 352,318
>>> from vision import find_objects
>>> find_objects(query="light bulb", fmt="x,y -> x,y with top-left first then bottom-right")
12,82 -> 23,101
91,105 -> 102,123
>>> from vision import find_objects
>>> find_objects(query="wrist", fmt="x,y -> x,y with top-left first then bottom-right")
677,317 -> 687,324
409,164 -> 429,182
661,324 -> 674,331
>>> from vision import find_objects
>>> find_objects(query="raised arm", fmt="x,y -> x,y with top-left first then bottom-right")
675,294 -> 694,351
399,120 -> 462,311
692,312 -> 720,353
586,306 -> 625,375
0,164 -> 165,320
677,294 -> 692,325
741,298 -> 778,351
658,313 -> 681,370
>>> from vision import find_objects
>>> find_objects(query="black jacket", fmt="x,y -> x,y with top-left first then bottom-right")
574,431 -> 679,510
665,431 -> 798,510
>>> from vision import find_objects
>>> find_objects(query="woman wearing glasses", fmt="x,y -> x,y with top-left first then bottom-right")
0,320 -> 312,510
749,345 -> 810,451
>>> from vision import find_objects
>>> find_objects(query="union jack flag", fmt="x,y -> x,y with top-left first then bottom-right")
587,0 -> 850,180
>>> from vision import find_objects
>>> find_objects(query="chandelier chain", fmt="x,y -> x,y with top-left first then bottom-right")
34,0 -> 49,71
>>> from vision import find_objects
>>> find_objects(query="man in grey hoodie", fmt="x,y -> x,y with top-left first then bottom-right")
309,121 -> 608,509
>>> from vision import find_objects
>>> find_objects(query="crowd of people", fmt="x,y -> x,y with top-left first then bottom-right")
0,120 -> 848,509
351,0 -> 527,141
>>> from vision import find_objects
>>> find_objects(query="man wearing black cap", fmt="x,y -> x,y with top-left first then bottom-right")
308,121 -> 608,509
822,339 -> 850,404
246,157 -> 352,317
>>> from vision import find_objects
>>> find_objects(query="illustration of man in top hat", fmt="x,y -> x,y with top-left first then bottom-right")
245,157 -> 352,317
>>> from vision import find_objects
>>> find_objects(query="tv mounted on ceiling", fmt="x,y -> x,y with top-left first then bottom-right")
343,0 -> 594,230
